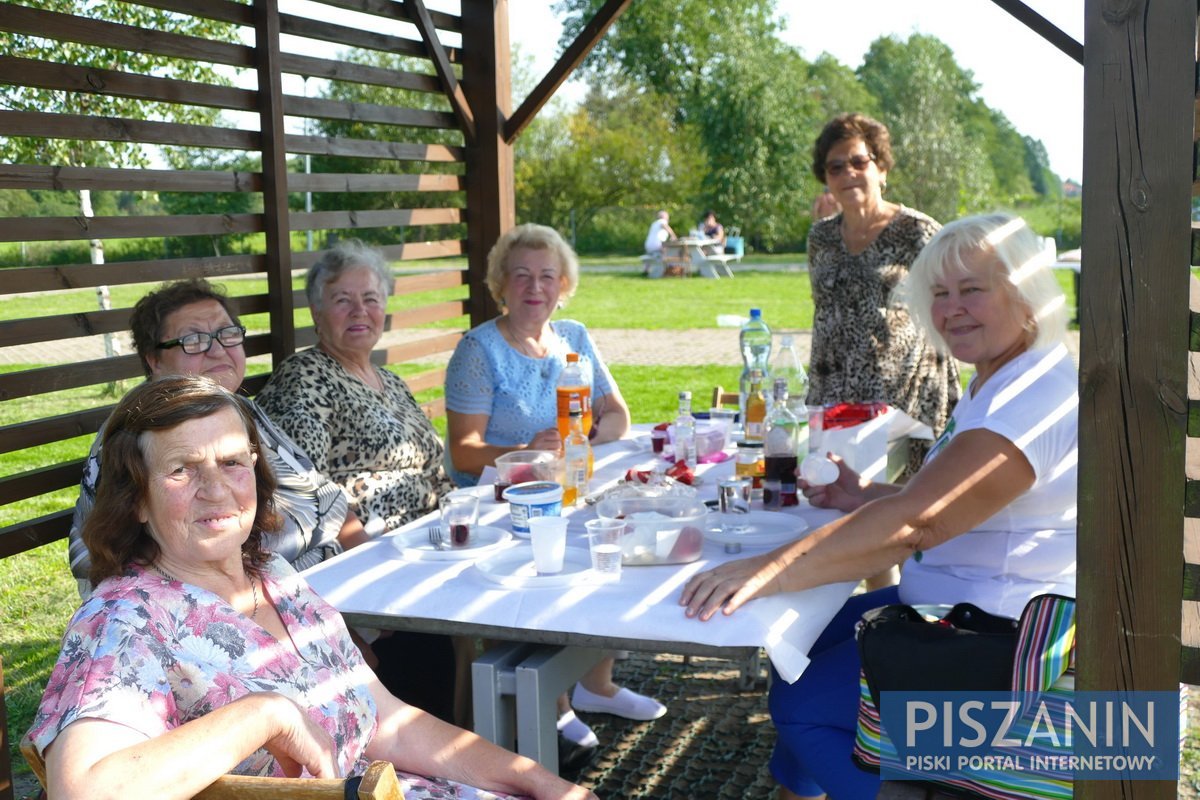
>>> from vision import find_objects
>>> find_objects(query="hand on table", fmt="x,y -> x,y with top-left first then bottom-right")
528,428 -> 562,454
679,552 -> 787,622
800,453 -> 866,513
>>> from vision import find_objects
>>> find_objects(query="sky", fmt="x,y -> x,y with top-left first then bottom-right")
504,0 -> 1085,182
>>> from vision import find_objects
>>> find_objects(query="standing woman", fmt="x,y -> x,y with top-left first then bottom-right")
806,113 -> 959,474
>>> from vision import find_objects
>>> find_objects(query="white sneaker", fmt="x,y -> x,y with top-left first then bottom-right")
556,709 -> 599,748
571,684 -> 667,721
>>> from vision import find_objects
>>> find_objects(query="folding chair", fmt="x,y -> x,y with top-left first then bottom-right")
20,733 -> 405,800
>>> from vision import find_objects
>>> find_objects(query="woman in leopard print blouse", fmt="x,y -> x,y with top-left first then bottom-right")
257,241 -> 453,532
807,113 -> 960,473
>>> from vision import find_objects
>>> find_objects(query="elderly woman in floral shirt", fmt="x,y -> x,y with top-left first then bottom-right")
26,376 -> 592,800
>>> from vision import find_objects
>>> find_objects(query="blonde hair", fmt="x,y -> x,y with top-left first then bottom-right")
485,224 -> 579,306
900,213 -> 1069,353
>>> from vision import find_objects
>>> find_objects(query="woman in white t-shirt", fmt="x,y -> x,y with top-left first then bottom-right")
680,213 -> 1077,800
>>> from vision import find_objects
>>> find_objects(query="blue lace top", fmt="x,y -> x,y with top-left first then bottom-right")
444,318 -> 616,486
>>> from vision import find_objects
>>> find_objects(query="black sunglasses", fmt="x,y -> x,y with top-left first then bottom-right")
825,154 -> 875,177
155,324 -> 246,355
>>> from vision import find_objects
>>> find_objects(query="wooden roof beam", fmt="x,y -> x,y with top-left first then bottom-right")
408,0 -> 476,142
987,0 -> 1083,65
503,0 -> 630,144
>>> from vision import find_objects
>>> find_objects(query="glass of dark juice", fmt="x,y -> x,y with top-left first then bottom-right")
439,491 -> 479,548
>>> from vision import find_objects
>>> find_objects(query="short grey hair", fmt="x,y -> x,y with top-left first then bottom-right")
485,224 -> 580,306
900,213 -> 1069,353
305,239 -> 393,311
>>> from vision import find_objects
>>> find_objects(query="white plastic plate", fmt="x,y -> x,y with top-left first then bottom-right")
392,524 -> 512,561
703,510 -> 808,547
473,547 -> 593,588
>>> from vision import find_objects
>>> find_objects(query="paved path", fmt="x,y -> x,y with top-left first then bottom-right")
1,327 -> 1083,369
0,327 -> 803,368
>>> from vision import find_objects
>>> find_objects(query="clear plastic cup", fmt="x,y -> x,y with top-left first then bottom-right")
528,516 -> 568,574
439,491 -> 479,548
585,518 -> 625,580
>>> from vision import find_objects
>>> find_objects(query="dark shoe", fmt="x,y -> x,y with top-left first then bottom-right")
558,732 -> 598,778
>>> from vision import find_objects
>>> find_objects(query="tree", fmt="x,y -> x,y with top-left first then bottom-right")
556,0 -> 783,116
514,81 -> 704,251
857,34 -> 986,221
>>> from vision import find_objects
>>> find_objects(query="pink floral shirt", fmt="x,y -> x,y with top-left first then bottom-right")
29,554 -> 376,777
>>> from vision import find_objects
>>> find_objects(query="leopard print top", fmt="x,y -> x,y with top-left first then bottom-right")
256,347 -> 453,531
806,206 -> 960,459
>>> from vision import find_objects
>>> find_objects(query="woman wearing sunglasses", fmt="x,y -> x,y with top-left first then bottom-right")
806,113 -> 959,479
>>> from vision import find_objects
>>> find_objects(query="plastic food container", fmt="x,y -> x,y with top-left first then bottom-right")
668,421 -> 727,460
494,450 -> 564,502
594,495 -> 708,565
502,481 -> 564,536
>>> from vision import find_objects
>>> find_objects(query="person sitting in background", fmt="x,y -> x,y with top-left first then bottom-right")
444,223 -> 664,765
68,278 -> 371,600
255,240 -> 458,723
699,210 -> 725,247
643,210 -> 675,255
28,376 -> 594,800
681,213 -> 1077,800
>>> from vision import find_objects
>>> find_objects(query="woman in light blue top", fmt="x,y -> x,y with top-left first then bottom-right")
444,224 -> 662,760
445,224 -> 629,487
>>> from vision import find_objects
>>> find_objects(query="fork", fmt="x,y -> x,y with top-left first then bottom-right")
427,523 -> 446,550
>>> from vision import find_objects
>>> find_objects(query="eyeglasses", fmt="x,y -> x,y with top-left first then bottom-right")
156,324 -> 246,355
825,154 -> 875,177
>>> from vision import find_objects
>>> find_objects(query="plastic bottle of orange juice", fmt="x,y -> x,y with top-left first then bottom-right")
556,353 -> 592,438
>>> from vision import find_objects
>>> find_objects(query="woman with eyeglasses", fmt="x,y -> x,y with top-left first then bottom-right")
806,113 -> 959,478
68,278 -> 372,600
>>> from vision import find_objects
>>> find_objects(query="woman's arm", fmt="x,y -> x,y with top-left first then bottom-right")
364,681 -> 594,800
45,693 -> 338,800
590,387 -> 631,444
681,428 -> 1035,620
446,410 -> 561,478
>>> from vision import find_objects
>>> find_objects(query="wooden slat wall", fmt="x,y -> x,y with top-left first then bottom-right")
0,0 -> 479,560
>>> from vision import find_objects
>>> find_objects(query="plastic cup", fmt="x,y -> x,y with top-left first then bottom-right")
528,516 -> 568,574
650,428 -> 668,454
439,491 -> 479,548
717,477 -> 752,552
585,518 -> 625,580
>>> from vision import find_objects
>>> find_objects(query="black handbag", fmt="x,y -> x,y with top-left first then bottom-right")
856,602 -> 1020,713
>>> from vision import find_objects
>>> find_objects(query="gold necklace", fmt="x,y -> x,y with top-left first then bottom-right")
150,562 -> 259,620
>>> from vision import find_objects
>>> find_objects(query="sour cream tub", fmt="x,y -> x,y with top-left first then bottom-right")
501,481 -> 564,537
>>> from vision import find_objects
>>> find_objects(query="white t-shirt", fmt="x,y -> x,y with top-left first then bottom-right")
644,219 -> 671,253
898,344 -> 1078,618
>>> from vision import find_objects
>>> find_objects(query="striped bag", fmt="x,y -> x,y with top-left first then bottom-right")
852,594 -> 1077,799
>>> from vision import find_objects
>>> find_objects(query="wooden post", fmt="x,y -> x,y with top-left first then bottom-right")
1076,1 -> 1194,797
253,0 -> 296,362
460,0 -> 513,327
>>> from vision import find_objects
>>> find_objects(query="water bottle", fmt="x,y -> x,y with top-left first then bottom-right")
773,334 -> 810,420
673,391 -> 697,467
738,308 -> 772,422
562,399 -> 591,507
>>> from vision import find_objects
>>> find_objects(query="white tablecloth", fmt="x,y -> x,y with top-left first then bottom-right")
302,430 -> 858,683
